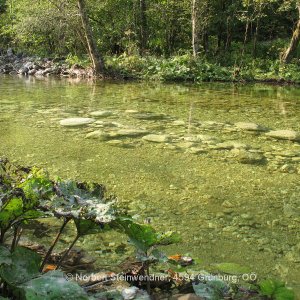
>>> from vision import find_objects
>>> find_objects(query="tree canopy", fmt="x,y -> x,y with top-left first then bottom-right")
1,0 -> 300,68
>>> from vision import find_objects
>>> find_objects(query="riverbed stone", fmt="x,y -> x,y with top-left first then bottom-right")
94,120 -> 122,128
132,112 -> 168,120
200,120 -> 225,130
265,130 -> 300,142
176,142 -> 197,149
124,109 -> 139,114
85,130 -> 110,140
231,149 -> 266,164
89,110 -> 114,117
184,134 -> 221,144
234,122 -> 268,132
214,141 -> 250,150
189,147 -> 207,154
60,117 -> 95,127
106,140 -> 123,146
142,134 -> 171,143
110,129 -> 149,138
172,120 -> 186,126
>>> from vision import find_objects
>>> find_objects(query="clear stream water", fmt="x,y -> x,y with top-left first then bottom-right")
0,75 -> 299,294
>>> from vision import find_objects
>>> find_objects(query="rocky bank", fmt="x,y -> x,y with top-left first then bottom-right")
0,48 -> 93,78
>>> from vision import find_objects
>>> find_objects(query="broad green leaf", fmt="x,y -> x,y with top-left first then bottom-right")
259,279 -> 294,300
274,287 -> 295,300
259,279 -> 285,296
0,198 -> 42,229
117,218 -> 158,252
19,271 -> 89,300
41,180 -> 115,224
22,209 -> 45,220
74,219 -> 103,236
151,249 -> 168,263
156,231 -> 181,245
193,276 -> 229,299
19,167 -> 53,202
0,246 -> 41,285
117,218 -> 180,252
0,197 -> 23,228
0,245 -> 12,266
193,279 -> 228,300
215,263 -> 251,275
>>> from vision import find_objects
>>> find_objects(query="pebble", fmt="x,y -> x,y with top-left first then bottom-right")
59,118 -> 95,127
85,130 -> 110,140
265,130 -> 300,142
235,122 -> 268,132
142,134 -> 171,143
89,110 -> 114,117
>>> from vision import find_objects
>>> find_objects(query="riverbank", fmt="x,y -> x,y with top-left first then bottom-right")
0,49 -> 94,78
1,49 -> 300,84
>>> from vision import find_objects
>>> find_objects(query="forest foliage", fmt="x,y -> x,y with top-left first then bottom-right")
1,0 -> 300,80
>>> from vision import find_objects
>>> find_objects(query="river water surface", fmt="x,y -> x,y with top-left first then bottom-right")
0,76 -> 299,294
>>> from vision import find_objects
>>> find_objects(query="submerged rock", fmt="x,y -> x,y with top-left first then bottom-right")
94,120 -> 122,128
176,142 -> 197,149
110,129 -> 149,138
89,110 -> 114,117
132,112 -> 168,120
124,109 -> 139,114
172,120 -> 186,126
214,141 -> 250,150
85,130 -> 110,140
188,147 -> 207,154
142,134 -> 171,143
265,130 -> 300,142
184,134 -> 221,144
60,118 -> 95,127
232,149 -> 266,165
234,122 -> 268,132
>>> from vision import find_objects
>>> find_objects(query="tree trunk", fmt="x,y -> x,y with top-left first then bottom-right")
252,20 -> 257,57
192,0 -> 200,57
281,3 -> 300,63
139,0 -> 148,55
77,0 -> 105,75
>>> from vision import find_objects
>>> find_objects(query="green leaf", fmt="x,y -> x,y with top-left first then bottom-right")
193,279 -> 228,300
0,197 -> 43,229
74,219 -> 103,236
117,218 -> 158,252
19,167 -> 53,202
0,246 -> 41,285
156,231 -> 181,245
0,197 -> 24,228
259,279 -> 285,296
215,263 -> 251,275
117,218 -> 180,253
22,209 -> 45,220
274,287 -> 295,300
0,245 -> 12,266
259,279 -> 294,300
42,180 -> 115,224
19,271 -> 89,300
151,249 -> 168,263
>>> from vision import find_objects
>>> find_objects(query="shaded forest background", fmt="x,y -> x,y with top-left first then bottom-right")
1,0 -> 300,81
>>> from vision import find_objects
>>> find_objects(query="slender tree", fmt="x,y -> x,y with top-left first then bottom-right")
192,0 -> 200,57
77,0 -> 105,75
139,0 -> 148,54
281,0 -> 300,63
